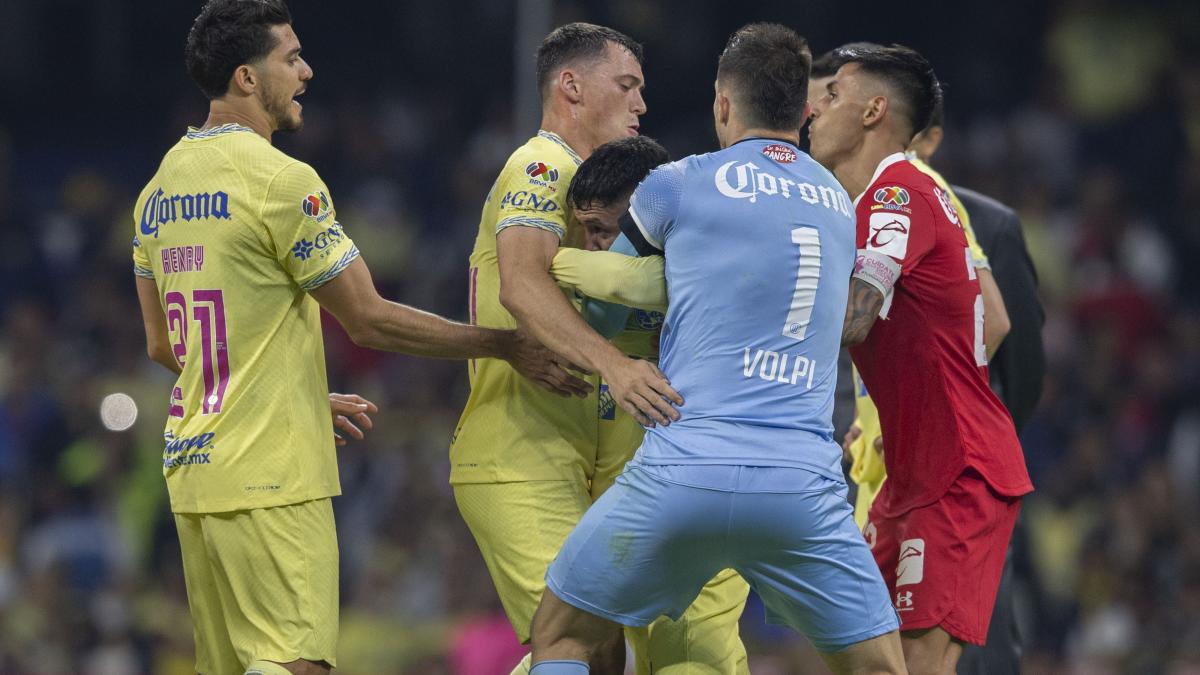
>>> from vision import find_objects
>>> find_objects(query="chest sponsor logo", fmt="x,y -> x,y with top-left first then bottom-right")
761,143 -> 797,163
895,538 -> 925,587
140,188 -> 231,238
714,161 -> 851,216
934,187 -> 960,224
162,431 -> 215,468
301,190 -> 332,223
866,212 -> 911,259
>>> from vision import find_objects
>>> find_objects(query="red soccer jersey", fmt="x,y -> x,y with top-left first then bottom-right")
849,153 -> 1033,518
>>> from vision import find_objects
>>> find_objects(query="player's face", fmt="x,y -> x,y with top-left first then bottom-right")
255,24 -> 313,133
579,42 -> 646,149
576,197 -> 629,251
807,64 -> 868,169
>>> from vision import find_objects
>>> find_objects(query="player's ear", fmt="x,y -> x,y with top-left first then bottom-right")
230,64 -> 257,96
559,69 -> 583,104
862,95 -> 886,129
799,101 -> 812,128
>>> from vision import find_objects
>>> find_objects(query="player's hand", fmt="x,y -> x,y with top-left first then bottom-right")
842,423 -> 862,463
503,329 -> 594,398
330,393 -> 378,446
603,356 -> 683,428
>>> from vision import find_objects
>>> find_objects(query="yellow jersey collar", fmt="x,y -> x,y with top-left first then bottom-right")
537,130 -> 583,166
185,123 -> 257,140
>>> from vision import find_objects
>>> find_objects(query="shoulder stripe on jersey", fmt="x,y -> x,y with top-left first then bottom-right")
619,211 -> 662,255
537,131 -> 582,166
496,215 -> 566,240
133,264 -> 155,279
301,245 -> 360,291
185,123 -> 256,140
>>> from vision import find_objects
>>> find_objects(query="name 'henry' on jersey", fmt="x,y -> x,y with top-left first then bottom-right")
623,138 -> 855,480
132,123 -> 359,514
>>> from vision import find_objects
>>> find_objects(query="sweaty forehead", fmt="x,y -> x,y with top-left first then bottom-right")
269,24 -> 300,54
835,62 -> 886,97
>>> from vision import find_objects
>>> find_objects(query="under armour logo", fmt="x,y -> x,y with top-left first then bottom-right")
895,590 -> 914,611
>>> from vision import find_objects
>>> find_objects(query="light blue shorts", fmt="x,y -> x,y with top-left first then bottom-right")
545,462 -> 899,652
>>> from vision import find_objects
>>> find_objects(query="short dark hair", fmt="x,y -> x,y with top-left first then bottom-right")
567,136 -> 669,210
834,43 -> 942,140
185,0 -> 293,99
536,23 -> 643,98
716,23 -> 812,131
811,42 -> 882,79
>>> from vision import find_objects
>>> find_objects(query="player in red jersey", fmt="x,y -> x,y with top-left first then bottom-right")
808,44 -> 1033,674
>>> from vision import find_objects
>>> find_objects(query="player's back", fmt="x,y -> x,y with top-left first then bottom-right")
628,138 -> 856,479
132,123 -> 359,513
850,156 -> 1032,517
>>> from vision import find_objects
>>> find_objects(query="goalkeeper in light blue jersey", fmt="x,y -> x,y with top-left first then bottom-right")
524,23 -> 905,675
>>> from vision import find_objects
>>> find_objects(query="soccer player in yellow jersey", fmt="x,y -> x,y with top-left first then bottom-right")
133,3 -> 576,675
451,23 -> 682,675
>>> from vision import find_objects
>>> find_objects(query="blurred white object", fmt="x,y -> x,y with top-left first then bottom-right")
99,393 -> 137,431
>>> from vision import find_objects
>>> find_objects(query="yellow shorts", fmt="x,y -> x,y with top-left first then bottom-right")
174,498 -> 339,675
459,406 -> 750,674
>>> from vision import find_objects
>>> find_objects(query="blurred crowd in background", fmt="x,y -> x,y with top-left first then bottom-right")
0,0 -> 1198,673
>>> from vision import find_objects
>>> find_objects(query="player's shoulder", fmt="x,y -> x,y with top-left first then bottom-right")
496,131 -> 579,193
874,157 -> 938,195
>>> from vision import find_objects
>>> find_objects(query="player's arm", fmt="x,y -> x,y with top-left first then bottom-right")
498,226 -> 680,426
135,276 -> 182,375
309,257 -> 590,397
550,247 -> 667,312
978,267 -> 1010,359
841,275 -> 886,346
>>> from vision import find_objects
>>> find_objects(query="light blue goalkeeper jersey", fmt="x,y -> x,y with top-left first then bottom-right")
622,137 -> 855,481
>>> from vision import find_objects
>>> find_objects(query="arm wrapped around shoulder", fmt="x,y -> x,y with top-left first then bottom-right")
852,249 -> 901,297
550,248 -> 667,312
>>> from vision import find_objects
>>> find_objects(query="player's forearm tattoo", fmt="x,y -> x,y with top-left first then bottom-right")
841,278 -> 885,346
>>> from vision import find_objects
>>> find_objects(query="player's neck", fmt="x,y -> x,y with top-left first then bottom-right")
539,108 -> 592,161
836,134 -> 907,199
202,100 -> 274,143
724,127 -> 799,149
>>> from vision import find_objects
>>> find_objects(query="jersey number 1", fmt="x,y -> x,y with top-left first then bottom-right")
783,227 -> 821,341
164,289 -> 230,415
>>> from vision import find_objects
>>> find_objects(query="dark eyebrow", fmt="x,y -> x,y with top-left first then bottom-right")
286,46 -> 301,58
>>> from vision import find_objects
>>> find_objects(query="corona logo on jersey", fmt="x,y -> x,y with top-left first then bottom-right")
301,191 -> 332,222
714,160 -> 852,216
140,188 -> 232,238
528,160 -> 559,182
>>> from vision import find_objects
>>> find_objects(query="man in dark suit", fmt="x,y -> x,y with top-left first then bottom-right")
909,99 -> 1046,675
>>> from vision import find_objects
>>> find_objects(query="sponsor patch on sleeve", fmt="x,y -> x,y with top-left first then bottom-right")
866,212 -> 911,259
934,187 -> 960,224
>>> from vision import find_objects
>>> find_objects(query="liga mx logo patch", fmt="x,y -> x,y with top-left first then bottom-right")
301,191 -> 332,222
525,161 -> 559,182
873,186 -> 910,206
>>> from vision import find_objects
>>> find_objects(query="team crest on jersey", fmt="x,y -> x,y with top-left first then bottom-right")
761,143 -> 797,163
301,191 -> 332,222
934,187 -> 960,224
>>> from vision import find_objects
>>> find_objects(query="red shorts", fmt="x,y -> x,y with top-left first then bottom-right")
864,469 -> 1020,646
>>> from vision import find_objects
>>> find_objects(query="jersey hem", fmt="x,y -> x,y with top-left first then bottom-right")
167,486 -> 341,514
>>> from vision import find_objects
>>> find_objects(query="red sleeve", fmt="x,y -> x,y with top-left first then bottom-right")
856,182 -> 936,276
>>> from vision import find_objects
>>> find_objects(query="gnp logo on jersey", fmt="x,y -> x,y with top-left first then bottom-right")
934,187 -> 960,224
761,143 -> 797,163
140,188 -> 232,238
866,212 -> 911,259
301,191 -> 332,222
714,161 -> 852,216
895,538 -> 925,587
525,161 -> 560,187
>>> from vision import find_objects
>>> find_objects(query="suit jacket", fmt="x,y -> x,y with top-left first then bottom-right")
954,186 -> 1046,433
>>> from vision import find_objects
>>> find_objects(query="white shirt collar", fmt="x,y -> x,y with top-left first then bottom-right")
853,152 -> 908,206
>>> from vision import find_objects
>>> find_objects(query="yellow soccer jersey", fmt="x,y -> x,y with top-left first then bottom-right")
132,123 -> 358,513
451,130 -> 602,484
